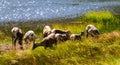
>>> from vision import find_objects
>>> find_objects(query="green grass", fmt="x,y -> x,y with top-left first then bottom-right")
0,11 -> 120,65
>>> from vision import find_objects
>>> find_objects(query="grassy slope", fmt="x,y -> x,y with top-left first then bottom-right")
0,11 -> 120,65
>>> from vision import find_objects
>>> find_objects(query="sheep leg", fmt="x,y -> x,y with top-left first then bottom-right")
86,33 -> 89,38
86,30 -> 89,38
18,36 -> 23,50
90,33 -> 95,37
94,30 -> 100,35
44,46 -> 47,49
13,38 -> 17,50
32,43 -> 37,50
12,37 -> 14,48
24,39 -> 29,45
12,35 -> 14,44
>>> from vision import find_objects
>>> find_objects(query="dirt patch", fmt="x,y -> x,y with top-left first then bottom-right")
0,43 -> 31,54
0,44 -> 12,53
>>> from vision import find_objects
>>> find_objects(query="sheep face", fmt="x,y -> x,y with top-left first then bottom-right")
80,32 -> 84,36
32,33 -> 57,50
43,25 -> 51,38
11,27 -> 21,38
24,30 -> 36,44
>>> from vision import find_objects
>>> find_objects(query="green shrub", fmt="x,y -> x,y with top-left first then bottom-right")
85,11 -> 115,22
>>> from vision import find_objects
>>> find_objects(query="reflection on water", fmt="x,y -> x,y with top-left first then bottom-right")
0,0 -> 120,22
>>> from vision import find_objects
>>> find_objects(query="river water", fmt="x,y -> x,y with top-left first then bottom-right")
0,0 -> 120,22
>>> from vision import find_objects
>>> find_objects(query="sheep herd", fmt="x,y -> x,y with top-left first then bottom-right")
11,24 -> 100,50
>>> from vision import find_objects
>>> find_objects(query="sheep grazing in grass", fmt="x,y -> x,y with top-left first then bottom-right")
32,33 -> 57,50
11,27 -> 23,49
43,25 -> 51,38
55,33 -> 70,42
86,24 -> 100,38
70,31 -> 84,40
23,30 -> 36,45
32,29 -> 71,50
52,29 -> 71,42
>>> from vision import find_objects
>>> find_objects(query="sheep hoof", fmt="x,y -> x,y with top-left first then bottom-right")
20,46 -> 23,50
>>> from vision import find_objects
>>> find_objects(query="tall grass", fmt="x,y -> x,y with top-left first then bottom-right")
0,11 -> 120,65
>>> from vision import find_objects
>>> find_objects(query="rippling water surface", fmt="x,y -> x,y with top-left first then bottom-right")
0,0 -> 120,22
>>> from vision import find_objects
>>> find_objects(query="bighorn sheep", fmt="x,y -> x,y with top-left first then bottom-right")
43,25 -> 51,38
32,33 -> 57,50
52,29 -> 71,42
23,30 -> 36,45
70,32 -> 84,40
11,27 -> 23,49
86,24 -> 100,37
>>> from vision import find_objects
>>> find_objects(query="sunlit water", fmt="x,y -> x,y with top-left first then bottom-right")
0,0 -> 120,22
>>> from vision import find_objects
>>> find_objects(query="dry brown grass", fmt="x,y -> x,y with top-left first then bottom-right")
98,31 -> 120,43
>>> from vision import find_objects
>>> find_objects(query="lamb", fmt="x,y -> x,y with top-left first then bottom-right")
32,33 -> 57,50
43,25 -> 51,38
70,31 -> 84,40
11,27 -> 23,49
23,30 -> 36,45
86,24 -> 100,37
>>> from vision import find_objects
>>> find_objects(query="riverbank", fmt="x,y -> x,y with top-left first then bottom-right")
0,11 -> 120,65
